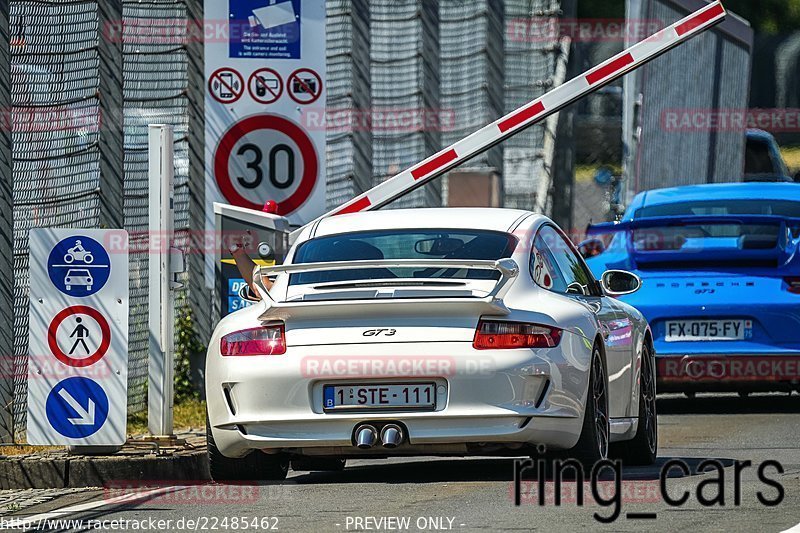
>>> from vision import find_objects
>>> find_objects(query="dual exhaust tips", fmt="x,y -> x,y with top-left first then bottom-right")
354,423 -> 404,449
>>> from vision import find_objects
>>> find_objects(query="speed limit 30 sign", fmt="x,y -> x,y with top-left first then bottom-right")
213,114 -> 318,215
204,0 -> 325,226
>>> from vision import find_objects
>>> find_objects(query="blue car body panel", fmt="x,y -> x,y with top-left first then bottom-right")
586,183 -> 800,390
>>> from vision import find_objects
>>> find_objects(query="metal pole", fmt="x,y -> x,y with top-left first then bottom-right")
148,125 -> 176,437
0,0 -> 14,443
186,0 -> 211,345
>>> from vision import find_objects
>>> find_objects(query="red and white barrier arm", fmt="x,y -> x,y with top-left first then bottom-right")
297,0 -> 726,234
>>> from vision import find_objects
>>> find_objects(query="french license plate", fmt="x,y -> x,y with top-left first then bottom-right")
665,319 -> 752,342
323,383 -> 436,411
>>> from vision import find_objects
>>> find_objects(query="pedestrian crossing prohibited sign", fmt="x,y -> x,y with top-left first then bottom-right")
27,229 -> 129,446
47,305 -> 111,368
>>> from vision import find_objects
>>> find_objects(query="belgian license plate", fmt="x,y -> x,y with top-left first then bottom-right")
323,383 -> 436,411
665,319 -> 752,342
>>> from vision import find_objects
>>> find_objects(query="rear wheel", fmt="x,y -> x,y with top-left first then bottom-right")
207,419 -> 289,482
291,457 -> 346,472
615,341 -> 658,465
568,346 -> 610,470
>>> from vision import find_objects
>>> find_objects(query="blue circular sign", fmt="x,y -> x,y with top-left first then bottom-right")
47,236 -> 111,297
46,377 -> 109,439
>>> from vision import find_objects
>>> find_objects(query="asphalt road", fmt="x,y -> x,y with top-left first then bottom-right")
7,393 -> 800,533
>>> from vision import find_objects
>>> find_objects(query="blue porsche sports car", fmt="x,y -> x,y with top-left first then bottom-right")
584,182 -> 800,393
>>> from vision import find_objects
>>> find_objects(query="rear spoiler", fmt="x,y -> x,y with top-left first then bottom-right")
253,258 -> 520,316
587,214 -> 800,270
587,214 -> 800,235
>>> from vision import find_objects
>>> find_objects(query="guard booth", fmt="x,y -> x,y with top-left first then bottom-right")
214,203 -> 290,318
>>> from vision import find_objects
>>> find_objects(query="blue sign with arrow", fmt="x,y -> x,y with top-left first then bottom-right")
47,236 -> 111,297
45,377 -> 110,439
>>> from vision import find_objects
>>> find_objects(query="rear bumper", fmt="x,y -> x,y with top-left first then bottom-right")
205,332 -> 593,458
656,354 -> 800,392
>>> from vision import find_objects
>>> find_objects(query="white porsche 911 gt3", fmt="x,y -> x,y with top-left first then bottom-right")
205,208 -> 657,481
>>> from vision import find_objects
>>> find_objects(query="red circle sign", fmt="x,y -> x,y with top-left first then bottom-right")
288,68 -> 323,105
213,114 -> 318,215
248,68 -> 283,105
47,305 -> 111,368
209,67 -> 244,104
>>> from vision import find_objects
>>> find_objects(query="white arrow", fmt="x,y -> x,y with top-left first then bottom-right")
58,388 -> 96,426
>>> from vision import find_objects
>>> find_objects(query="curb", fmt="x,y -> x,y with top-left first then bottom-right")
0,448 -> 209,490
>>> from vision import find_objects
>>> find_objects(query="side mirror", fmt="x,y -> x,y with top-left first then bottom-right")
238,283 -> 262,303
578,238 -> 606,259
794,170 -> 800,183
601,270 -> 642,297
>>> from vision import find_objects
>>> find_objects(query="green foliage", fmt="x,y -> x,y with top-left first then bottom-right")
174,305 -> 203,403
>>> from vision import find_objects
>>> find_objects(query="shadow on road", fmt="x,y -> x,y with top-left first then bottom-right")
657,392 -> 800,415
287,455 -> 733,485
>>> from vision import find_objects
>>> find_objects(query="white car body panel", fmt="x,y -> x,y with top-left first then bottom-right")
206,208 -> 651,458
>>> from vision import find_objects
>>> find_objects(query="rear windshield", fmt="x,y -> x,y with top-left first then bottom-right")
633,200 -> 800,252
635,199 -> 800,218
290,229 -> 517,285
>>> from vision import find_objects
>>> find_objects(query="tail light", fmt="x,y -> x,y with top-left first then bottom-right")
785,277 -> 800,295
473,320 -> 562,350
220,324 -> 286,356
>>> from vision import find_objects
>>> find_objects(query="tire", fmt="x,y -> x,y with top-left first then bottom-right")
291,457 -> 346,472
207,419 -> 289,482
614,341 -> 658,466
84,254 -> 94,264
65,254 -> 74,263
568,345 -> 610,470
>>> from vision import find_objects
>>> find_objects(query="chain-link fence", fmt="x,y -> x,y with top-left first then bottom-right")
10,0 -> 104,438
7,0 -> 192,439
121,0 -> 190,415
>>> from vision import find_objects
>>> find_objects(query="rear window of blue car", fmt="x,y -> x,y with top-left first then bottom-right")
632,200 -> 800,252
290,229 -> 517,285
636,200 -> 800,218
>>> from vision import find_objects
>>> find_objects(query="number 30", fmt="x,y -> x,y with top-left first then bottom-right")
236,143 -> 295,190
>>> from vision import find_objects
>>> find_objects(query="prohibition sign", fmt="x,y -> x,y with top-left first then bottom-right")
248,68 -> 283,105
209,67 -> 244,104
214,114 -> 318,215
47,305 -> 111,368
288,68 -> 323,105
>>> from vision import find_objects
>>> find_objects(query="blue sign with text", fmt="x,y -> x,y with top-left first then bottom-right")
47,236 -> 111,297
229,0 -> 301,59
45,377 -> 110,439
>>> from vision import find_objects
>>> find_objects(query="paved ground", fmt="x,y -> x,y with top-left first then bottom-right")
3,393 -> 800,532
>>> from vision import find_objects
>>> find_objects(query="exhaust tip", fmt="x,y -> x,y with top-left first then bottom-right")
354,425 -> 378,449
380,424 -> 404,449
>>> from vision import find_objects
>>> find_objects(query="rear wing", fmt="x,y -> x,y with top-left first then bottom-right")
587,214 -> 800,235
253,258 -> 520,317
290,1 -> 726,240
587,214 -> 800,269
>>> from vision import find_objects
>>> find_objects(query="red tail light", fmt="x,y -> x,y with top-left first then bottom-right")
473,320 -> 562,350
220,325 -> 286,356
785,277 -> 800,295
